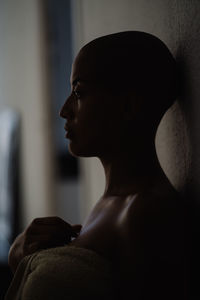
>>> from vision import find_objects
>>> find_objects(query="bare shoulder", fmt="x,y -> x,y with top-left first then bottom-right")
115,186 -> 185,299
116,181 -> 185,263
125,182 -> 184,229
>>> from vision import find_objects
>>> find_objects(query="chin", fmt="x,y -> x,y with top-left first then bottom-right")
68,140 -> 99,158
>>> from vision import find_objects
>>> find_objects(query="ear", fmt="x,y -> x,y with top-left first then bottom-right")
123,92 -> 140,122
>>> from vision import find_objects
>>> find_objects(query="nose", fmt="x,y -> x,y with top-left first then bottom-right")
59,101 -> 67,119
59,96 -> 73,119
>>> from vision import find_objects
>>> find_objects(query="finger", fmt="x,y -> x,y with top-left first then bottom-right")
27,241 -> 40,254
24,240 -> 55,255
32,217 -> 72,227
26,224 -> 68,235
26,233 -> 72,248
26,218 -> 74,235
32,216 -> 61,224
72,224 -> 82,232
71,224 -> 82,237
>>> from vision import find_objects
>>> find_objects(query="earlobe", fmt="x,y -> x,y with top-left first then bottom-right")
123,94 -> 138,121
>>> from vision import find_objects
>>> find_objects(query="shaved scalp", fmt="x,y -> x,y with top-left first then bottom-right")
80,31 -> 179,127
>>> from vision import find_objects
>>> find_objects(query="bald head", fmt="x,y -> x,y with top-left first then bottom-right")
77,31 -> 179,126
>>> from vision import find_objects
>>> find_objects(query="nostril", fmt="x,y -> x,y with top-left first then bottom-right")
59,102 -> 68,118
59,109 -> 64,118
60,97 -> 75,120
59,108 -> 64,118
60,97 -> 71,118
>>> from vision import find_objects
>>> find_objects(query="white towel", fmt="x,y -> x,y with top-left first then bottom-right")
5,245 -> 115,300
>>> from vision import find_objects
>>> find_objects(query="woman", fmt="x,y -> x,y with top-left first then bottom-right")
5,31 -> 185,299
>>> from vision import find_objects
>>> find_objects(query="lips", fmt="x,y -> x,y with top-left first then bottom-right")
64,124 -> 73,138
65,122 -> 73,131
64,124 -> 69,131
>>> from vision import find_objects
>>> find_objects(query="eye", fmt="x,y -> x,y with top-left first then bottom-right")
72,90 -> 81,99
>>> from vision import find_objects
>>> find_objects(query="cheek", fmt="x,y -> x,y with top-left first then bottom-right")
67,132 -> 102,157
76,103 -> 103,133
71,97 -> 122,153
68,120 -> 109,157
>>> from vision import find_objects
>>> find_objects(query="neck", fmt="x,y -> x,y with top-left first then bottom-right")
99,142 -> 166,198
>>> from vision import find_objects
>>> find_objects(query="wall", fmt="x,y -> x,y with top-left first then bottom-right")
0,0 -> 55,228
71,0 -> 200,220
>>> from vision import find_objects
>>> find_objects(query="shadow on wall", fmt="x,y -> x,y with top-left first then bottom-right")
174,5 -> 200,296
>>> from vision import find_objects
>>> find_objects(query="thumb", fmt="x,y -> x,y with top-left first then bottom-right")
71,224 -> 82,235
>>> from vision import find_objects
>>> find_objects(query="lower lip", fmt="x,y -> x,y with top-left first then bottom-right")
65,131 -> 72,139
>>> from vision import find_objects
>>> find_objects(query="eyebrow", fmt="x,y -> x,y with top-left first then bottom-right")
72,78 -> 85,86
72,78 -> 80,86
71,77 -> 92,86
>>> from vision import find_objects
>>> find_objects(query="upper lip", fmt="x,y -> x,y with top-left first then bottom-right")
64,124 -> 71,131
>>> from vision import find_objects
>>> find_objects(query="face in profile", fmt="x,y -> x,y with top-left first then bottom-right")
60,31 -> 178,158
60,48 -> 125,158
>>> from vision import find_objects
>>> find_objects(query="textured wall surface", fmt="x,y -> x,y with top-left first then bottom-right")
0,0 -> 55,227
71,0 -> 200,220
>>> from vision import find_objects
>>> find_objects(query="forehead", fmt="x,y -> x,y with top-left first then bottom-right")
70,43 -> 131,93
70,47 -> 105,86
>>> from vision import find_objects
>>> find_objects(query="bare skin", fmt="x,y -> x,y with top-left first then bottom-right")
8,217 -> 82,273
70,171 -> 181,258
8,32 -> 184,299
62,38 -> 184,298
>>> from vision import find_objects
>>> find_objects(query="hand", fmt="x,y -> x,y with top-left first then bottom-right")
8,216 -> 82,273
